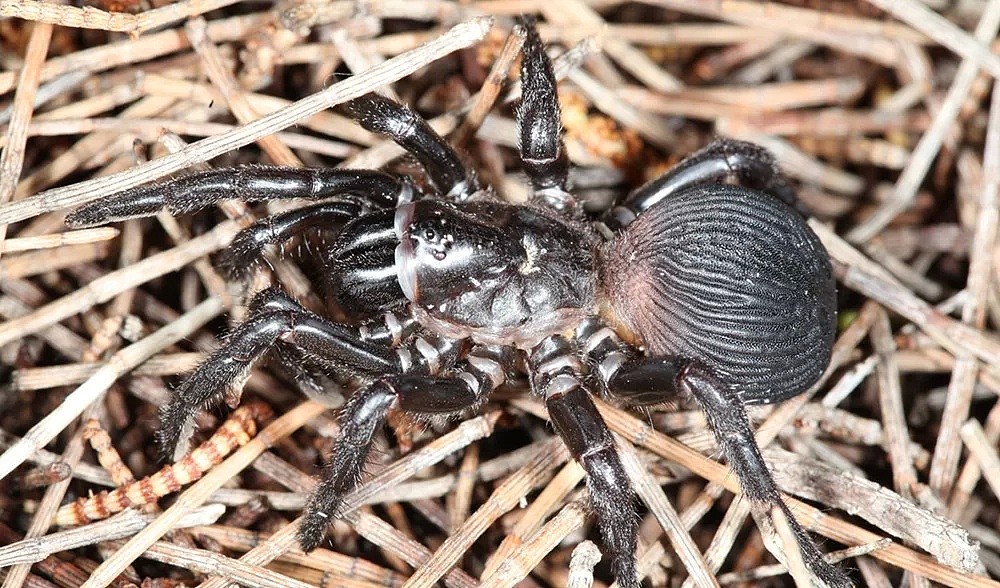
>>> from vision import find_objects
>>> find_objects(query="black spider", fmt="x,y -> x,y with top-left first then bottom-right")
67,18 -> 847,588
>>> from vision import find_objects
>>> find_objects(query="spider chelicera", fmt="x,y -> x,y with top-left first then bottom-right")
67,17 -> 846,588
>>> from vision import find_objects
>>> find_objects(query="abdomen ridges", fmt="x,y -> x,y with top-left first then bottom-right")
599,184 -> 836,403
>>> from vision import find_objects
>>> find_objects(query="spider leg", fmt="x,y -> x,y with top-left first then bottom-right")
157,287 -> 400,461
274,304 -> 417,405
298,344 -> 513,550
529,335 -> 639,588
341,93 -> 479,200
355,308 -> 420,347
603,139 -> 804,230
248,287 -> 417,373
516,17 -> 573,212
223,200 -> 366,274
66,167 -> 407,227
578,320 -> 852,588
247,287 -> 357,401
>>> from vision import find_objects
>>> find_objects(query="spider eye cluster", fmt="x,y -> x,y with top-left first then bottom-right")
415,220 -> 455,259
396,204 -> 453,261
394,201 -> 468,302
392,200 -> 528,309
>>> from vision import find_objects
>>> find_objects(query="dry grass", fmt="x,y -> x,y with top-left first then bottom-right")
2,1 -> 1000,587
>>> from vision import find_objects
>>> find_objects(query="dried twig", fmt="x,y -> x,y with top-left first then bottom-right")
195,413 -> 499,588
54,404 -> 271,526
0,16 -> 493,225
929,77 -> 1000,498
567,541 -> 601,588
0,22 -> 53,263
479,498 -> 589,588
0,227 -> 119,254
402,438 -> 567,588
863,0 -> 1000,77
0,0 -> 243,35
79,401 -> 327,588
616,435 -> 719,587
848,0 -> 1000,241
597,401 -> 993,588
0,298 -> 224,481
0,506 -> 225,567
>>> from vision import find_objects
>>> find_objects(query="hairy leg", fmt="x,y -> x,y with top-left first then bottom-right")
157,287 -> 398,461
529,334 -> 639,588
603,138 -> 805,230
516,17 -> 572,213
340,93 -> 479,200
298,344 -> 513,550
159,287 -> 466,460
578,319 -> 852,587
67,167 -> 406,227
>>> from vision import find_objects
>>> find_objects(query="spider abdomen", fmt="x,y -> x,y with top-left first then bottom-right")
598,184 -> 836,403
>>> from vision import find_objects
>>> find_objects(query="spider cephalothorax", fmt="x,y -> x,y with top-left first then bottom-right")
67,18 -> 846,588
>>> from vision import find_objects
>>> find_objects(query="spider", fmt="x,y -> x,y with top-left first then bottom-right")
67,18 -> 847,588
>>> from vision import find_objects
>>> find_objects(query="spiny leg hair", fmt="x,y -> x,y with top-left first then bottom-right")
298,345 -> 513,550
156,287 -> 396,462
340,93 -> 479,200
516,16 -> 573,211
66,167 -> 407,228
529,334 -> 640,588
578,319 -> 852,587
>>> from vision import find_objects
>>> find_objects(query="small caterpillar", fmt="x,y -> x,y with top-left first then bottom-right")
55,403 -> 271,526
